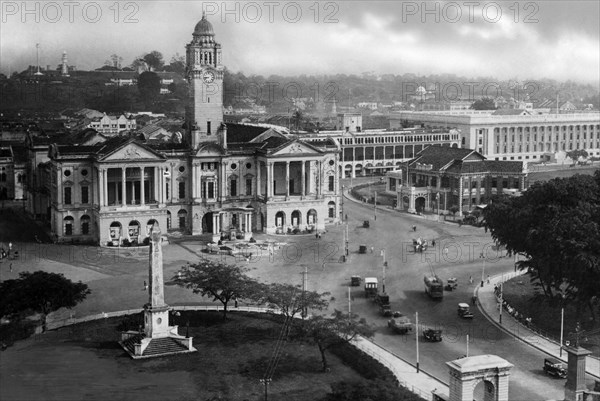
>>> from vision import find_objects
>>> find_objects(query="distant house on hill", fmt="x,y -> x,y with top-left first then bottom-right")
87,113 -> 136,135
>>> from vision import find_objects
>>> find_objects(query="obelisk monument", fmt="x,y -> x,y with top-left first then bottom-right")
143,224 -> 171,338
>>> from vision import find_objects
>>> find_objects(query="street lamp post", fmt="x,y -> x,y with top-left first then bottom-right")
381,249 -> 386,294
348,286 -> 351,316
560,307 -> 564,357
481,254 -> 486,287
415,311 -> 420,373
499,278 -> 503,324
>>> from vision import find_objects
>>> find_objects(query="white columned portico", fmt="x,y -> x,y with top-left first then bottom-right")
317,161 -> 322,197
98,168 -> 104,206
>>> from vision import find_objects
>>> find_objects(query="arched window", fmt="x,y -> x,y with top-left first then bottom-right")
110,221 -> 122,240
166,211 -> 172,229
275,211 -> 285,227
64,216 -> 74,236
328,201 -> 336,218
81,215 -> 90,235
178,209 -> 187,229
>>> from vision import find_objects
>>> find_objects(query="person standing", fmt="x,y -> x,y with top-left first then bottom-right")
143,280 -> 148,291
9,263 -> 13,273
469,275 -> 473,284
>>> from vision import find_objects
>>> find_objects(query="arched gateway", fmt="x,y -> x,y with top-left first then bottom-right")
446,355 -> 513,401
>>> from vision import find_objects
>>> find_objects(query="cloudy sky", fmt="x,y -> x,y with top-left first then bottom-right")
1,1 -> 599,84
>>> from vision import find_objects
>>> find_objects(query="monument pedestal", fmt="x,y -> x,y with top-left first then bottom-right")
119,224 -> 196,359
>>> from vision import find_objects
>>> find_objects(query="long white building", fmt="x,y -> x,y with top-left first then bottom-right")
391,111 -> 600,163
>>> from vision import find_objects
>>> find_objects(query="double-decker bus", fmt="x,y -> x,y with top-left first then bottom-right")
424,275 -> 444,299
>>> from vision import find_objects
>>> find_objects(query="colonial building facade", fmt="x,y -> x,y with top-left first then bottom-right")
46,15 -> 340,245
302,113 -> 460,178
391,111 -> 600,163
386,145 -> 526,216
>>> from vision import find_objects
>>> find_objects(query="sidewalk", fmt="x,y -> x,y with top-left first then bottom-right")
475,272 -> 600,381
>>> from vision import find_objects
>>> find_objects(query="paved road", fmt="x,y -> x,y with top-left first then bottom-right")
340,198 -> 566,401
0,201 -> 592,401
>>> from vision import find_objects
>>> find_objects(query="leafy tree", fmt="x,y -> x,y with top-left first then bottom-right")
0,271 -> 90,332
263,283 -> 329,321
300,310 -> 374,372
166,53 -> 186,75
137,71 -> 161,107
484,172 -> 600,321
143,51 -> 164,71
470,97 -> 497,110
173,260 -> 261,320
566,149 -> 589,162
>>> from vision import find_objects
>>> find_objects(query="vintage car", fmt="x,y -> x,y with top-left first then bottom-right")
543,358 -> 567,379
388,317 -> 413,334
457,303 -> 474,319
423,328 -> 443,342
363,220 -> 370,228
350,276 -> 362,286
446,278 -> 458,291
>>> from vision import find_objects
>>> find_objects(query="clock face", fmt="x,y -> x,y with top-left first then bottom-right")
202,71 -> 215,83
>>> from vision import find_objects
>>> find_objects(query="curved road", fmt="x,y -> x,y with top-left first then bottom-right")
321,197 -> 565,400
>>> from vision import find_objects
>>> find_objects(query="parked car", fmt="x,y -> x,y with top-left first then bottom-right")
457,303 -> 474,319
543,358 -> 567,379
350,276 -> 362,286
423,328 -> 443,342
363,220 -> 370,228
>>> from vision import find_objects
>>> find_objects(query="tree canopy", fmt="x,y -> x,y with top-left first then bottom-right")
484,171 -> 600,320
174,260 -> 261,319
471,97 -> 497,110
300,310 -> 374,371
263,283 -> 330,321
0,271 -> 90,331
137,71 -> 161,106
142,51 -> 164,71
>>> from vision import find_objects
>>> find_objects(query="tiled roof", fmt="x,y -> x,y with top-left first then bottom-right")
261,136 -> 290,149
445,160 -> 524,174
409,145 -> 478,170
226,123 -> 269,143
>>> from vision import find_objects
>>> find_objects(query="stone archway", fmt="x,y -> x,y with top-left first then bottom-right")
446,355 -> 513,401
415,196 -> 426,214
202,212 -> 213,234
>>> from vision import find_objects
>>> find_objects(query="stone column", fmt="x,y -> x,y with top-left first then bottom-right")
267,162 -> 273,199
170,164 -> 175,201
317,161 -> 322,197
285,162 -> 290,197
98,168 -> 104,206
154,167 -> 159,203
220,162 -> 227,202
191,164 -> 197,200
475,179 -> 481,204
256,161 -> 261,198
458,178 -> 464,217
564,346 -> 592,401
121,168 -> 126,206
212,213 -> 218,234
140,167 -> 145,205
301,160 -> 306,197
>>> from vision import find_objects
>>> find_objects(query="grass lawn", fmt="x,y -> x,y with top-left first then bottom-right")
0,311 -> 416,401
502,275 -> 600,356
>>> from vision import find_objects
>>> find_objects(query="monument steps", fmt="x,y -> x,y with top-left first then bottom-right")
143,337 -> 189,356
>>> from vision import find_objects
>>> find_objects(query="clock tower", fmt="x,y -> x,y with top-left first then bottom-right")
186,12 -> 224,148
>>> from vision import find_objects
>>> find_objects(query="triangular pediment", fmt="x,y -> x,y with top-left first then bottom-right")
271,141 -> 321,156
195,142 -> 225,157
102,142 -> 163,161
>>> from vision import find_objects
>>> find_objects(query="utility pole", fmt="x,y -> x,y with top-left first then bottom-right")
560,307 -> 564,357
259,378 -> 271,401
382,249 -> 387,293
345,223 -> 349,257
499,277 -> 503,324
301,266 -> 308,319
415,311 -> 420,373
348,286 -> 351,316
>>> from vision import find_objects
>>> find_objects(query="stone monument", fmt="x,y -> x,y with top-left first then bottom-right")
446,355 -> 513,401
120,224 -> 196,358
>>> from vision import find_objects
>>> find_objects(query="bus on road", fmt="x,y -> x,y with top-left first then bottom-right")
424,275 -> 444,299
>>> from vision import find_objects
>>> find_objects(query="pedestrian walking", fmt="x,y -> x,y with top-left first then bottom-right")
487,274 -> 490,284
471,295 -> 477,305
469,275 -> 473,284
9,263 -> 13,272
431,239 -> 436,247
412,225 -> 416,232
143,280 -> 148,291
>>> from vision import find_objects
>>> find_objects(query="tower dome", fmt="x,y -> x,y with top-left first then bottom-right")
194,12 -> 214,36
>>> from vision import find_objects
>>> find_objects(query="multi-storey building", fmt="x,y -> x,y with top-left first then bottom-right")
391,111 -> 600,163
45,14 -> 340,245
88,113 -> 137,135
302,113 -> 460,178
386,145 -> 527,215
